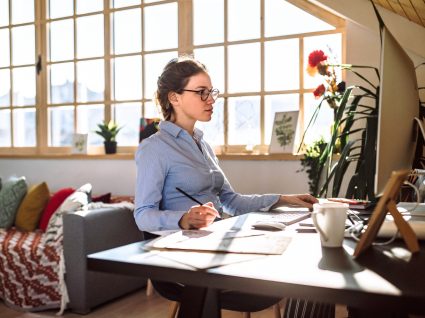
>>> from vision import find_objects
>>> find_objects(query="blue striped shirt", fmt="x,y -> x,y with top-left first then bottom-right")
134,121 -> 280,232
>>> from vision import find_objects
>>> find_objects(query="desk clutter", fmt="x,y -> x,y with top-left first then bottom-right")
144,229 -> 291,255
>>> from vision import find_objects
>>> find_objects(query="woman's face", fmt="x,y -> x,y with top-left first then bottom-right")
173,72 -> 216,126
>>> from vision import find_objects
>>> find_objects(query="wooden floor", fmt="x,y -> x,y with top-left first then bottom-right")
0,288 -> 349,318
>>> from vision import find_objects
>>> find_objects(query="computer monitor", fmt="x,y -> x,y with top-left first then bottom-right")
375,26 -> 420,195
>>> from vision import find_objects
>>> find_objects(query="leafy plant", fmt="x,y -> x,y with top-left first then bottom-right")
300,53 -> 380,200
95,120 -> 122,142
298,138 -> 328,196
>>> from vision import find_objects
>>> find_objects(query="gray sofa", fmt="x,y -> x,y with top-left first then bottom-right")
63,205 -> 146,314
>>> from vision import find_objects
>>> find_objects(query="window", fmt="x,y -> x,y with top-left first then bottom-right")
0,0 -> 344,156
193,0 -> 345,152
0,0 -> 36,150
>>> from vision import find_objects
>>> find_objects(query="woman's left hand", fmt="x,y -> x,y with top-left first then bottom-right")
278,194 -> 319,210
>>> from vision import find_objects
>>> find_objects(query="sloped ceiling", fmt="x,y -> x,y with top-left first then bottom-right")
371,0 -> 425,28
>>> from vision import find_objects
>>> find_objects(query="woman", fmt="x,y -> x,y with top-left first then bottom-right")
134,56 -> 317,232
134,56 -> 334,317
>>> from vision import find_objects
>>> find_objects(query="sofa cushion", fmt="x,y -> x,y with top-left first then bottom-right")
15,182 -> 50,232
43,183 -> 92,245
92,192 -> 112,203
0,177 -> 27,229
39,188 -> 75,231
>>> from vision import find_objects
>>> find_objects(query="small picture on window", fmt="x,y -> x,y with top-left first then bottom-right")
71,133 -> 88,154
269,111 -> 299,154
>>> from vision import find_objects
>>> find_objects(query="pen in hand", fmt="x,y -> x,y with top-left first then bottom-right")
176,187 -> 204,206
176,187 -> 221,219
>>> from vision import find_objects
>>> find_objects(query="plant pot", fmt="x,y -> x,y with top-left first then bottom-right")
104,141 -> 117,154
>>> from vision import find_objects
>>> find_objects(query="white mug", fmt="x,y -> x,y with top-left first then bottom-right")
312,202 -> 348,248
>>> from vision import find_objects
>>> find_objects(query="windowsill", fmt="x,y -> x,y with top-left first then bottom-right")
0,152 -> 304,161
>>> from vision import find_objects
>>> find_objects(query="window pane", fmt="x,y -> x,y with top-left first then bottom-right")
48,106 -> 74,146
77,0 -> 103,14
49,19 -> 74,62
11,0 -> 34,24
77,59 -> 104,102
144,3 -> 177,51
49,0 -> 73,19
194,47 -> 224,93
111,0 -> 140,9
265,39 -> 299,91
228,0 -> 259,41
265,0 -> 334,37
0,29 -> 10,67
0,0 -> 9,26
264,94 -> 299,145
144,101 -> 161,118
113,102 -> 141,146
112,8 -> 141,55
228,96 -> 260,145
303,93 -> 333,145
12,25 -> 35,65
195,97 -> 224,146
13,66 -> 35,106
0,109 -> 11,146
304,34 -> 342,89
228,43 -> 260,93
49,62 -> 74,104
13,108 -> 35,146
113,55 -> 142,101
144,51 -> 176,100
193,0 -> 223,45
0,69 -> 10,106
77,14 -> 104,59
77,104 -> 104,145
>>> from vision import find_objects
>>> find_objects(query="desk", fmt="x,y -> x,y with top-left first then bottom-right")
87,213 -> 425,317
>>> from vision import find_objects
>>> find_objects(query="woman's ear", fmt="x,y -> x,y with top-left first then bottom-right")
168,91 -> 179,107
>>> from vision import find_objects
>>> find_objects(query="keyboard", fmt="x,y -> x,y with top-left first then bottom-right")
267,211 -> 311,225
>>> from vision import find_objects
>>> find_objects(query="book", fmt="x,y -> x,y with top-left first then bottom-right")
328,198 -> 373,210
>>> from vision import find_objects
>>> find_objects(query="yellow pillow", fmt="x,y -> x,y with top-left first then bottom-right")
15,182 -> 50,232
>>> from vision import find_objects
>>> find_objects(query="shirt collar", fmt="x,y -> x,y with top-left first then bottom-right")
159,121 -> 204,140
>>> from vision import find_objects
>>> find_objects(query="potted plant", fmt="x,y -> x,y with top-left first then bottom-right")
95,120 -> 122,154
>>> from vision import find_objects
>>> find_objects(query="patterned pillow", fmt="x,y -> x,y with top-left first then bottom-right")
0,177 -> 28,229
43,183 -> 92,245
15,182 -> 50,232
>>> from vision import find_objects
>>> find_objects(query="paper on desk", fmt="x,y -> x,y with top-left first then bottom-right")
155,250 -> 266,269
397,202 -> 425,216
144,230 -> 291,255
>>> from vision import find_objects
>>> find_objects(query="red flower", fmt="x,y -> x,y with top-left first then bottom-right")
308,50 -> 328,67
313,84 -> 326,98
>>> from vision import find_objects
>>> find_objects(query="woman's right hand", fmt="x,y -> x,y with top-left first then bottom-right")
178,202 -> 220,230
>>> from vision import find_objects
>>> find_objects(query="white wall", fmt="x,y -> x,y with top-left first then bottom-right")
0,158 -> 309,195
2,0 -> 424,197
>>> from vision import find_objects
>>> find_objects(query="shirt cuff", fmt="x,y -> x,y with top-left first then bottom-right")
258,195 -> 280,212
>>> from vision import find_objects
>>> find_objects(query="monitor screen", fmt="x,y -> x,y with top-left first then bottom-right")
375,26 -> 420,195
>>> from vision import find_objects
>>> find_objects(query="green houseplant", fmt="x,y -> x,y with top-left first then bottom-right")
95,120 -> 122,154
300,48 -> 380,200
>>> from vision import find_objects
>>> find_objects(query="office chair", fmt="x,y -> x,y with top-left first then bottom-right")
166,299 -> 282,318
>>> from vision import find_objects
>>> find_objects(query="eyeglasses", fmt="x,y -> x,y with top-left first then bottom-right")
181,88 -> 220,101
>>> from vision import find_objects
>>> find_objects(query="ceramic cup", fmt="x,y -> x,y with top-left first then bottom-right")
312,202 -> 348,248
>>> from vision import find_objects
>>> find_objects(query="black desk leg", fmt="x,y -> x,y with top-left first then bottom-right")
178,286 -> 221,318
